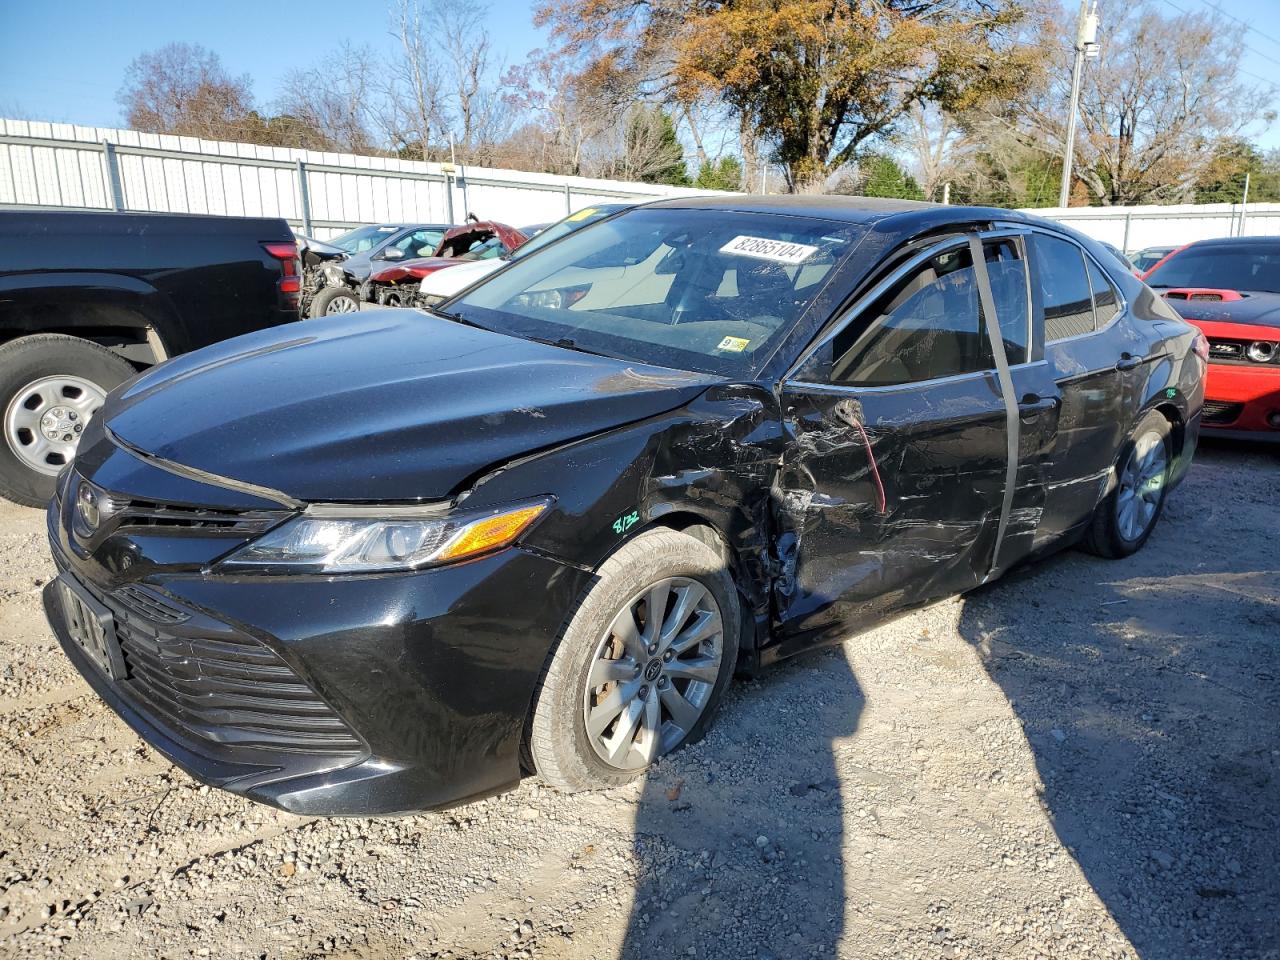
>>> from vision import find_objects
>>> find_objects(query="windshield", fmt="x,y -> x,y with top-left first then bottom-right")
1147,243 -> 1280,293
329,224 -> 401,253
1133,248 -> 1172,273
448,207 -> 864,376
509,205 -> 628,261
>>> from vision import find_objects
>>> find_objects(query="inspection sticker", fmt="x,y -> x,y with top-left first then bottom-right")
719,235 -> 818,264
717,336 -> 751,352
566,207 -> 598,222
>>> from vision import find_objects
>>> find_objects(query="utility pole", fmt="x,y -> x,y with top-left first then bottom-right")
1058,0 -> 1100,208
1239,171 -> 1251,236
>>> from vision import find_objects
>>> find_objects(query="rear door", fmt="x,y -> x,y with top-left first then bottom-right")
1028,232 -> 1133,546
772,233 -> 1054,654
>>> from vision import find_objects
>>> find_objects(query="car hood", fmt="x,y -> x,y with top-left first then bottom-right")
418,258 -> 505,296
105,310 -> 718,503
372,257 -> 466,283
1161,290 -> 1280,329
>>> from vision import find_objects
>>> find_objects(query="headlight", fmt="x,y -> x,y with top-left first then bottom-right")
219,499 -> 550,573
510,284 -> 590,311
1247,340 -> 1277,363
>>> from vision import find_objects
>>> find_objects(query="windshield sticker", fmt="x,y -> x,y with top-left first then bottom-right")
376,226 -> 398,233
719,235 -> 818,264
717,336 -> 751,352
567,208 -> 598,222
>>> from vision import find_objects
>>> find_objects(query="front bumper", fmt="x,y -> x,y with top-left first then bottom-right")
1201,362 -> 1280,437
45,474 -> 591,815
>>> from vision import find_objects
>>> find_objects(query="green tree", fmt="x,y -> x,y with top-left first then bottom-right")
623,107 -> 690,185
694,156 -> 743,191
1195,139 -> 1263,204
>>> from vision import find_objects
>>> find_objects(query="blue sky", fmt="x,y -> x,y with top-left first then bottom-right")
2,0 -> 1278,148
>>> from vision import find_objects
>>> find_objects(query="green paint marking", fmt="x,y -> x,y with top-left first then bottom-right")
1165,387 -> 1177,399
612,511 -> 640,535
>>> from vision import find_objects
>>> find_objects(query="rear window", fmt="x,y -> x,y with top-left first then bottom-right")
448,208 -> 865,376
1146,243 -> 1280,294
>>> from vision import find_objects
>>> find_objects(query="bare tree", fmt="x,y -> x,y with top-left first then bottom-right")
901,103 -> 973,201
276,43 -> 377,153
385,0 -> 446,160
1023,1 -> 1275,205
117,43 -> 257,141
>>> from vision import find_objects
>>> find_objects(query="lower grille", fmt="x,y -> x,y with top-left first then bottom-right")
1202,400 -> 1244,425
89,582 -> 363,757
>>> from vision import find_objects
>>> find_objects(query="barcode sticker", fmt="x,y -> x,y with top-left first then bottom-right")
719,235 -> 818,264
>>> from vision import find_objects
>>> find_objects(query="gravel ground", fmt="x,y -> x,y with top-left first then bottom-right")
0,440 -> 1276,960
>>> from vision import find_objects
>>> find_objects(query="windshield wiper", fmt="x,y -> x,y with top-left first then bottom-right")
427,306 -> 487,330
524,334 -> 613,359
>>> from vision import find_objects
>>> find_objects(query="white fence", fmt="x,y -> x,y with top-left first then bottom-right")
4,119 -> 1280,251
0,119 -> 717,238
1023,201 -> 1280,252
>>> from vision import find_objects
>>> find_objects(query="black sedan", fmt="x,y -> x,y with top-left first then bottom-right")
44,197 -> 1205,815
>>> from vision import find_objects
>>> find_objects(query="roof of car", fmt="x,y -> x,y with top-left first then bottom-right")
1181,235 -> 1280,248
642,194 -> 1045,235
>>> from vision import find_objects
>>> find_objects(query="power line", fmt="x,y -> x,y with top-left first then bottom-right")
1160,0 -> 1280,74
1194,0 -> 1280,53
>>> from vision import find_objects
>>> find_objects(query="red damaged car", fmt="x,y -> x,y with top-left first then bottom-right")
1145,237 -> 1280,441
361,219 -> 528,307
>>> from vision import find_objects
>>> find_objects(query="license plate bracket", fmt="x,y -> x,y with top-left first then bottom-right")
57,575 -> 126,681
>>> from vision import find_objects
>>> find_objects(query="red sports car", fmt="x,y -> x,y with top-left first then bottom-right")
1145,236 -> 1280,440
361,220 -> 528,306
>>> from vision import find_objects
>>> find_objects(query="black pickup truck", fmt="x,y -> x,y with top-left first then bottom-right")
0,211 -> 300,506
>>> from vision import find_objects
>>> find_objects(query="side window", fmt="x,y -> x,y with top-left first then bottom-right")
1086,257 -> 1121,328
1032,235 -> 1095,341
984,239 -> 1030,365
832,245 -> 988,386
393,229 -> 443,258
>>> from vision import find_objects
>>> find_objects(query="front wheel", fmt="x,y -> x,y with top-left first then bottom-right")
1082,410 -> 1173,558
310,286 -> 361,317
0,334 -> 137,507
527,528 -> 739,792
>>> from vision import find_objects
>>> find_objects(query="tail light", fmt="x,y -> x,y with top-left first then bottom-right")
262,241 -> 302,313
1192,333 -> 1210,363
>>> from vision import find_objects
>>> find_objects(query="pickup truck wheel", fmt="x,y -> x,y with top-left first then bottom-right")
0,335 -> 136,507
311,286 -> 360,317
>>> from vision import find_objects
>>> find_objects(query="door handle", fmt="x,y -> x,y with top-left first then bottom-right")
1115,353 -> 1143,371
1018,392 -> 1060,419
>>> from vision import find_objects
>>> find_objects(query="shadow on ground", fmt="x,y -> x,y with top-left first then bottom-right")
958,440 -> 1280,959
618,648 -> 862,959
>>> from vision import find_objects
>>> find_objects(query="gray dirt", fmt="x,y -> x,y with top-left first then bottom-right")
0,440 -> 1276,959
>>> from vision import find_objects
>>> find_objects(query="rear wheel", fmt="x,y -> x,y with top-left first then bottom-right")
527,528 -> 739,792
310,286 -> 360,317
1082,410 -> 1173,558
0,335 -> 137,507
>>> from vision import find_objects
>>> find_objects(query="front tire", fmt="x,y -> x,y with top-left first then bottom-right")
527,528 -> 739,793
1082,410 -> 1173,558
310,286 -> 360,317
0,334 -> 137,507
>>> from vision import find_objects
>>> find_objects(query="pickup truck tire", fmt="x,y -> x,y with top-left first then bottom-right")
0,335 -> 137,508
310,286 -> 361,317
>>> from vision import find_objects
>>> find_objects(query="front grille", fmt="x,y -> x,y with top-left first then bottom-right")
85,580 -> 362,757
1202,400 -> 1244,425
112,499 -> 286,537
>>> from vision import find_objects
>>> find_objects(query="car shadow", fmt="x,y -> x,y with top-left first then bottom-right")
957,440 -> 1280,959
618,646 -> 862,959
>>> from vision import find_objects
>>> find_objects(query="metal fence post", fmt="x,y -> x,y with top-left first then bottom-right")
443,171 -> 455,224
295,160 -> 313,236
1121,212 -> 1131,253
101,139 -> 124,211
564,183 -> 572,215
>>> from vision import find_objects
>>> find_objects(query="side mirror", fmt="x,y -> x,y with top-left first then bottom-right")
380,247 -> 406,261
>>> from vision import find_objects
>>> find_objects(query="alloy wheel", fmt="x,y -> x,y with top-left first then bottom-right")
325,295 -> 358,315
4,376 -> 106,476
582,576 -> 724,770
1116,430 -> 1168,542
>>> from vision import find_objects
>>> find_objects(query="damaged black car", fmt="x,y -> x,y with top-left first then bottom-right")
44,196 -> 1205,815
